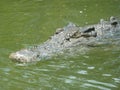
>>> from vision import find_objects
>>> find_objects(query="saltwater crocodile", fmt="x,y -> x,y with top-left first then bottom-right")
9,16 -> 120,63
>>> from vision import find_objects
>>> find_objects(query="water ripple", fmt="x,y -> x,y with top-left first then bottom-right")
82,83 -> 111,90
113,78 -> 120,83
87,80 -> 117,88
77,70 -> 88,75
87,66 -> 95,70
102,74 -> 112,77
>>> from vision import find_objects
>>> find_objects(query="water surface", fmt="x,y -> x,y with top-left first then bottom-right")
0,0 -> 120,90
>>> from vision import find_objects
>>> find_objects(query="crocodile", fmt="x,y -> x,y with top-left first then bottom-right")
9,16 -> 120,63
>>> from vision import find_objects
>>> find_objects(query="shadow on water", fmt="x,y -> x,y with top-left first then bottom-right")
0,0 -> 120,90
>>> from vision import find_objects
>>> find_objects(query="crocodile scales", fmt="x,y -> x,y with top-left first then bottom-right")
9,16 -> 120,63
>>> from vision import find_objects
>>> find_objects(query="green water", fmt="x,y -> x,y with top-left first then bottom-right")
0,0 -> 120,90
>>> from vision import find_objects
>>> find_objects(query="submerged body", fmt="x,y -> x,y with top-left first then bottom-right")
9,17 -> 120,63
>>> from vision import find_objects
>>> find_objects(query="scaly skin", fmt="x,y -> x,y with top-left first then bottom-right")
9,17 -> 120,63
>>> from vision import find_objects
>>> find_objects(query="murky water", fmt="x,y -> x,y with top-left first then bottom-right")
0,0 -> 120,90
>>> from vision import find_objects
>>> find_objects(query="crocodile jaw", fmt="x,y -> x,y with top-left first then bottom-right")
9,49 -> 37,63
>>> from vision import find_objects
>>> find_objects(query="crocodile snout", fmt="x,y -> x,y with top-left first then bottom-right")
9,49 -> 37,63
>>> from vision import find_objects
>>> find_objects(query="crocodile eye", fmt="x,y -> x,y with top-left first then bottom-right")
83,27 -> 95,33
65,37 -> 70,41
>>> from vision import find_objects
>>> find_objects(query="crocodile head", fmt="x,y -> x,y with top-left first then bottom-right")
9,17 -> 120,63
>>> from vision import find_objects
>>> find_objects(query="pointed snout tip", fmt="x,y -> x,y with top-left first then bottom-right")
9,53 -> 16,59
9,52 -> 28,63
